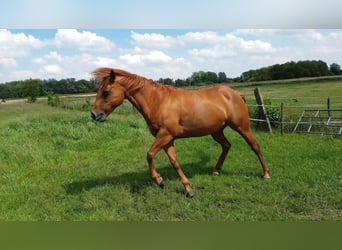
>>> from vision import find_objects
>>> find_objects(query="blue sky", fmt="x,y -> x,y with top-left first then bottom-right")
1,1 -> 342,82
0,29 -> 342,82
1,29 -> 342,82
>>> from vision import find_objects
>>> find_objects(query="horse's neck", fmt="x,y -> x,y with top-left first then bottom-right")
125,81 -> 159,122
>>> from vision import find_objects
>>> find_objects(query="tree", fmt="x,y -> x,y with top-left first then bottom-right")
175,78 -> 186,86
218,72 -> 228,83
239,60 -> 332,82
190,71 -> 219,85
206,71 -> 218,83
330,63 -> 342,75
20,79 -> 41,103
190,71 -> 206,85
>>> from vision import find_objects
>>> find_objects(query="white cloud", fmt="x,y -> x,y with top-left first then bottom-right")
33,53 -> 118,80
128,30 -> 276,76
54,29 -> 115,52
43,64 -> 64,74
117,46 -> 193,79
180,31 -> 223,44
131,31 -> 227,48
299,30 -> 342,48
264,30 -> 342,67
187,32 -> 275,65
239,39 -> 274,53
93,56 -> 117,68
0,29 -> 43,58
119,56 -> 193,80
0,58 -> 17,68
120,48 -> 172,66
0,29 -> 43,71
44,51 -> 63,62
188,44 -> 237,60
32,57 -> 46,65
8,70 -> 40,81
131,31 -> 181,49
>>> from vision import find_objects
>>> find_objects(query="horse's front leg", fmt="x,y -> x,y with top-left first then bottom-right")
147,129 -> 173,189
164,142 -> 193,198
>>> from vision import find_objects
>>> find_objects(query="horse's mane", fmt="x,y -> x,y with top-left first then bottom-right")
92,68 -> 136,82
92,68 -> 175,93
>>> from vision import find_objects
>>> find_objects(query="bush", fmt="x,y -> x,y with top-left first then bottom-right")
47,92 -> 60,107
251,99 -> 281,128
264,99 -> 281,127
21,79 -> 41,103
81,98 -> 92,111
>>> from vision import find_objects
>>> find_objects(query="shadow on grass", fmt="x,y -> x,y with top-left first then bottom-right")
64,150 -> 214,195
64,148 -> 264,195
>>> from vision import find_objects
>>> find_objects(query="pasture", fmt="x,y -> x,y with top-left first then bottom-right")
0,80 -> 341,221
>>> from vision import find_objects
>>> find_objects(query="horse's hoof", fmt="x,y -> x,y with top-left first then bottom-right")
155,176 -> 164,189
212,171 -> 220,176
263,174 -> 271,180
185,190 -> 194,198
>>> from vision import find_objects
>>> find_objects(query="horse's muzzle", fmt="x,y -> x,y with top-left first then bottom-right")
91,111 -> 106,122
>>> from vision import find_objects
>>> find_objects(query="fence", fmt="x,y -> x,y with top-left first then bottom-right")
292,109 -> 342,136
248,101 -> 342,137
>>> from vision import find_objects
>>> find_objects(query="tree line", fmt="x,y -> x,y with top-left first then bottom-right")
157,71 -> 230,86
158,61 -> 341,85
0,60 -> 341,101
0,78 -> 98,101
236,60 -> 342,82
0,71 -> 230,100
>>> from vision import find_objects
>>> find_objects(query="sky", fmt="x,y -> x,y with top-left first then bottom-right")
2,0 -> 342,28
1,1 -> 342,82
1,29 -> 342,82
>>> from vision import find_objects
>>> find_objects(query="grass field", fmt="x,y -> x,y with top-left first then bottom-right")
0,80 -> 341,221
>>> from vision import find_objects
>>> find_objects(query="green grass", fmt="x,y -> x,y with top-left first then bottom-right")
0,99 -> 341,221
235,80 -> 342,104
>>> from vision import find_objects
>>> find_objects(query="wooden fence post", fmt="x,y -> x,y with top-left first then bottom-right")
280,102 -> 284,135
254,88 -> 272,133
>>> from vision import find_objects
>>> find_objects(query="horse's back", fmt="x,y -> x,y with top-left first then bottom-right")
190,85 -> 250,130
160,85 -> 249,137
192,85 -> 247,111
190,84 -> 243,100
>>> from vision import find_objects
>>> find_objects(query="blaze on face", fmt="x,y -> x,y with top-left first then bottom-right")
91,70 -> 125,122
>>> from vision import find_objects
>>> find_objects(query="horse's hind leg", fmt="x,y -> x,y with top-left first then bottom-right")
235,126 -> 270,179
211,130 -> 231,175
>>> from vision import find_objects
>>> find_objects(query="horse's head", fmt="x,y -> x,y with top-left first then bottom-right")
91,69 -> 125,122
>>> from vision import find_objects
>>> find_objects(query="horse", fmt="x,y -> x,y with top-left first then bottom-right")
91,68 -> 270,197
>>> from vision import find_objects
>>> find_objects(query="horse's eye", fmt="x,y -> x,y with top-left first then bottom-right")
102,91 -> 110,99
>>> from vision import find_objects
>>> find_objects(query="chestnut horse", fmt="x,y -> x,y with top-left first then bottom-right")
91,68 -> 270,197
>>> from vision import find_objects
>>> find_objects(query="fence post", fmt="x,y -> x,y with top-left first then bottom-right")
327,97 -> 331,116
280,102 -> 284,136
254,88 -> 272,133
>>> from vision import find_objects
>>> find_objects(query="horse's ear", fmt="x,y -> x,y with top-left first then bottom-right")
109,70 -> 116,84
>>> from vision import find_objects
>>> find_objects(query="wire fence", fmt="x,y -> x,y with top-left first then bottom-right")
248,102 -> 342,137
